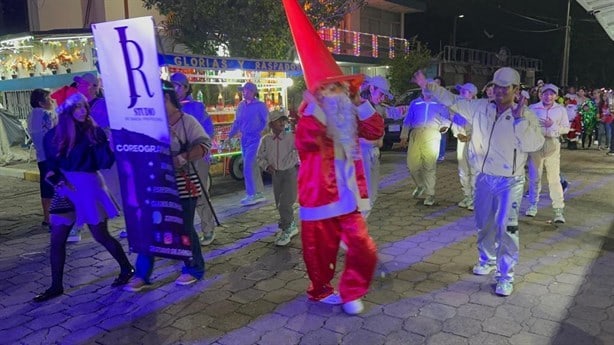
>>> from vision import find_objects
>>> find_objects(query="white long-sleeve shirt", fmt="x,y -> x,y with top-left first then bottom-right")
427,83 -> 544,177
528,102 -> 571,138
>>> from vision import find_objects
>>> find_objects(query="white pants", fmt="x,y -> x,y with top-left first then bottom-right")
406,128 -> 440,196
456,140 -> 475,199
527,140 -> 564,209
194,159 -> 215,234
474,173 -> 523,283
242,143 -> 264,196
360,143 -> 380,208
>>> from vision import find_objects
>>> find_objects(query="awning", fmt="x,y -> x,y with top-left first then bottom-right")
576,0 -> 614,41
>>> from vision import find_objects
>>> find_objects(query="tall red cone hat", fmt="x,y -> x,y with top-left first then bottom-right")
282,0 -> 363,94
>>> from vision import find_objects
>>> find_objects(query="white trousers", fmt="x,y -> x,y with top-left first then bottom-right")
474,173 -> 523,283
360,143 -> 380,208
406,128 -> 440,196
456,140 -> 475,199
527,141 -> 564,209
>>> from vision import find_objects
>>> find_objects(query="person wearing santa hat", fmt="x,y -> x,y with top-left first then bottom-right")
282,0 -> 384,315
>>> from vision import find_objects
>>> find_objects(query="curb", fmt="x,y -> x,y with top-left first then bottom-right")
0,167 -> 39,181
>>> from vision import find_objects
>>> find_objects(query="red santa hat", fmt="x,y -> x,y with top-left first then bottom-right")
282,0 -> 363,94
50,85 -> 79,107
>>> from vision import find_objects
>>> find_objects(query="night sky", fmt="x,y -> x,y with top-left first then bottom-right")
405,0 -> 614,87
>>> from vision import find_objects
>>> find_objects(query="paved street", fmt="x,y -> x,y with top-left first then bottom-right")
1,149 -> 613,345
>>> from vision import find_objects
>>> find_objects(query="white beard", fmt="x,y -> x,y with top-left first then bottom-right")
320,92 -> 359,160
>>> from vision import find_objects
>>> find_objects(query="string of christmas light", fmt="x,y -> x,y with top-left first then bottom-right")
353,32 -> 360,56
316,27 -> 409,58
371,34 -> 378,58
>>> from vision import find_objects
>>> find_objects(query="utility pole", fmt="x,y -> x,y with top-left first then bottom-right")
561,0 -> 571,86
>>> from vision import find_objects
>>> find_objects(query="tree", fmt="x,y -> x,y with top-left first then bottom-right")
142,0 -> 366,59
386,37 -> 435,95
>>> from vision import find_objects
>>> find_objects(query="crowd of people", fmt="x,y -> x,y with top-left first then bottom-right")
23,0 -> 612,313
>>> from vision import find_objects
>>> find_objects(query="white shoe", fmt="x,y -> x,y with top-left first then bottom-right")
412,187 -> 425,198
275,225 -> 298,246
200,231 -> 215,246
525,204 -> 538,217
423,195 -> 435,206
67,227 -> 81,243
553,208 -> 565,224
457,197 -> 470,208
342,299 -> 364,315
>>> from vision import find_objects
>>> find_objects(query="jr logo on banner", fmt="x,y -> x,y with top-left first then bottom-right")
92,17 -> 192,260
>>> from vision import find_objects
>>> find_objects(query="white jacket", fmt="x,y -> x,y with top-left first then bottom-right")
528,102 -> 571,138
428,84 -> 544,177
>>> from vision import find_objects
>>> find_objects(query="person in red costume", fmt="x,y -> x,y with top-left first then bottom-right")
282,0 -> 385,315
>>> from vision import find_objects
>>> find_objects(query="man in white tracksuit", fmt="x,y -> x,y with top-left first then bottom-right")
400,89 -> 451,206
414,67 -> 544,296
526,84 -> 570,223
451,83 -> 478,210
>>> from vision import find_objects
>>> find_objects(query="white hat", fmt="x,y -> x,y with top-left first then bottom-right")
365,75 -> 393,99
541,83 -> 559,94
455,83 -> 478,95
492,67 -> 520,87
537,79 -> 545,86
268,109 -> 288,123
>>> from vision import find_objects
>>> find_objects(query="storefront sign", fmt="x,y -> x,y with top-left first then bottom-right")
92,17 -> 192,260
162,54 -> 302,72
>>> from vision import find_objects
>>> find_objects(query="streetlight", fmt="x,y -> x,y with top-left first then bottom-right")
452,14 -> 465,47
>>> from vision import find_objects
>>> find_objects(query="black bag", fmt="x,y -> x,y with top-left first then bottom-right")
49,192 -> 75,214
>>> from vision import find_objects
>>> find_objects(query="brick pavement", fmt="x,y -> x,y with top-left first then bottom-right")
0,149 -> 613,345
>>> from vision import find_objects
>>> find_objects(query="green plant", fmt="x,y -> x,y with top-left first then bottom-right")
385,37 -> 435,96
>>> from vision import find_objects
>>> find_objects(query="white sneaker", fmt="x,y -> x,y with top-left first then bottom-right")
458,197 -> 470,208
472,263 -> 496,275
495,281 -> 513,296
200,231 -> 215,246
253,193 -> 266,203
342,299 -> 364,315
423,195 -> 435,206
553,208 -> 565,224
275,225 -> 298,246
67,227 -> 81,243
467,199 -> 474,211
412,187 -> 425,198
525,204 -> 538,217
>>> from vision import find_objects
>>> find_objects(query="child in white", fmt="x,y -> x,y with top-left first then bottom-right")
257,110 -> 299,246
526,84 -> 570,223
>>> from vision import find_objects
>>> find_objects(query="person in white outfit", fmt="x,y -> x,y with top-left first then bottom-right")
400,88 -> 451,206
451,83 -> 478,210
526,84 -> 570,223
359,75 -> 392,212
413,67 -> 544,296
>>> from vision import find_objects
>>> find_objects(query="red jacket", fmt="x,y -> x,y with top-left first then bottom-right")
296,101 -> 384,221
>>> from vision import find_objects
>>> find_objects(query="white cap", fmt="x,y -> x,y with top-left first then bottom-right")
492,67 -> 520,87
455,83 -> 478,95
541,83 -> 559,94
365,75 -> 393,99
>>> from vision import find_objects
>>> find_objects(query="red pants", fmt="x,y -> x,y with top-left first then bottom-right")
301,211 -> 377,303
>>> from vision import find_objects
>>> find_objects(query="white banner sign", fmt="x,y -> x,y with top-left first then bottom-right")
92,17 -> 192,259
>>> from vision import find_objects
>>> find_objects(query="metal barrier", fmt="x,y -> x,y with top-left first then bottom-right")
442,46 -> 542,71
